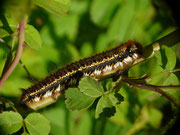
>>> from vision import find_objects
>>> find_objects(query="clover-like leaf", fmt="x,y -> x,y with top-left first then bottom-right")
95,92 -> 124,118
24,113 -> 50,135
0,111 -> 23,134
79,76 -> 104,97
65,88 -> 96,111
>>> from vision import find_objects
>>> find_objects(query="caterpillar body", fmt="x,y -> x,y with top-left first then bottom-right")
20,41 -> 143,110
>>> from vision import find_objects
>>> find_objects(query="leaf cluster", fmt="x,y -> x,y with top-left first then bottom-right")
65,77 -> 124,119
0,111 -> 50,135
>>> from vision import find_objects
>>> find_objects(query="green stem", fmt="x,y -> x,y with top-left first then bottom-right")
22,120 -> 28,134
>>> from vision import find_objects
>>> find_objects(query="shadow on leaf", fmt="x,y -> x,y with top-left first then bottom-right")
99,106 -> 116,118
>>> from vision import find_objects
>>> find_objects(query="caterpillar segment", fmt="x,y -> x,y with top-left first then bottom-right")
20,41 -> 143,110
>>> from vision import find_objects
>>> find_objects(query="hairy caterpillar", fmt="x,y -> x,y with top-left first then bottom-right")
20,41 -> 143,110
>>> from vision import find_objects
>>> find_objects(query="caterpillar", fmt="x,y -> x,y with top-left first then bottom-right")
20,41 -> 143,110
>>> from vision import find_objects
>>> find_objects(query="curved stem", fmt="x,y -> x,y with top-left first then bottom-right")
0,38 -> 36,83
122,79 -> 180,108
140,29 -> 180,60
0,17 -> 26,91
0,98 -> 18,112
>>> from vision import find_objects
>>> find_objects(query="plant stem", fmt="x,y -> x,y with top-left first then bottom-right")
0,98 -> 18,112
122,79 -> 180,108
0,37 -> 36,83
0,38 -> 11,49
19,60 -> 37,82
0,18 -> 26,91
147,69 -> 180,79
142,29 -> 180,59
153,29 -> 180,47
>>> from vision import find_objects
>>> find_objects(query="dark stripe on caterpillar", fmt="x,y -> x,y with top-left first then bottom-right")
20,41 -> 143,110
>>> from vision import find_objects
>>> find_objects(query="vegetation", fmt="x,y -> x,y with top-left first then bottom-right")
0,0 -> 180,135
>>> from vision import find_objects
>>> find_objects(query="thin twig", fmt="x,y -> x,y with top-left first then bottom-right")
0,98 -> 18,112
125,69 -> 180,83
0,18 -> 26,91
122,79 -> 180,108
153,29 -> 180,47
0,38 -> 11,49
0,37 -> 35,82
141,29 -> 180,60
147,69 -> 180,79
19,60 -> 37,82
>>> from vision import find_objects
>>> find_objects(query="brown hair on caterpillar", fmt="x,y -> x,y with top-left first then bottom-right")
20,41 -> 143,110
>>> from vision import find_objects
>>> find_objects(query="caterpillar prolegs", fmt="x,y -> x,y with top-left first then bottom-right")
20,41 -> 143,110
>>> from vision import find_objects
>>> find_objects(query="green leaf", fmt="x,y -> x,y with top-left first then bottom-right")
80,42 -> 93,57
4,0 -> 32,23
149,107 -> 163,128
163,73 -> 179,85
0,19 -> 42,49
95,92 -> 124,118
107,0 -> 135,43
155,46 -> 176,70
79,77 -> 104,97
21,132 -> 30,135
164,46 -> 176,70
154,51 -> 162,66
48,14 -> 78,41
124,106 -> 149,135
24,113 -> 50,135
32,0 -> 71,16
41,102 -> 67,135
0,28 -> 10,38
0,15 -> 18,34
90,0 -> 120,27
108,92 -> 124,105
0,111 -> 23,134
65,88 -> 95,111
25,24 -> 42,49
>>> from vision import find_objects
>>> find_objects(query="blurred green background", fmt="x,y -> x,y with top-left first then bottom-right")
0,0 -> 179,134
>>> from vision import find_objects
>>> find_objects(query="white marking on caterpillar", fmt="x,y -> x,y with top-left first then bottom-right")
132,53 -> 138,59
34,97 -> 40,102
114,62 -> 123,68
123,56 -> 133,64
94,70 -> 101,75
56,85 -> 61,92
43,91 -> 52,98
103,65 -> 112,72
84,72 -> 89,76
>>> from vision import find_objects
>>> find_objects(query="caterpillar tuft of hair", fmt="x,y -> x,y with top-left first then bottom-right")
20,41 -> 143,110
